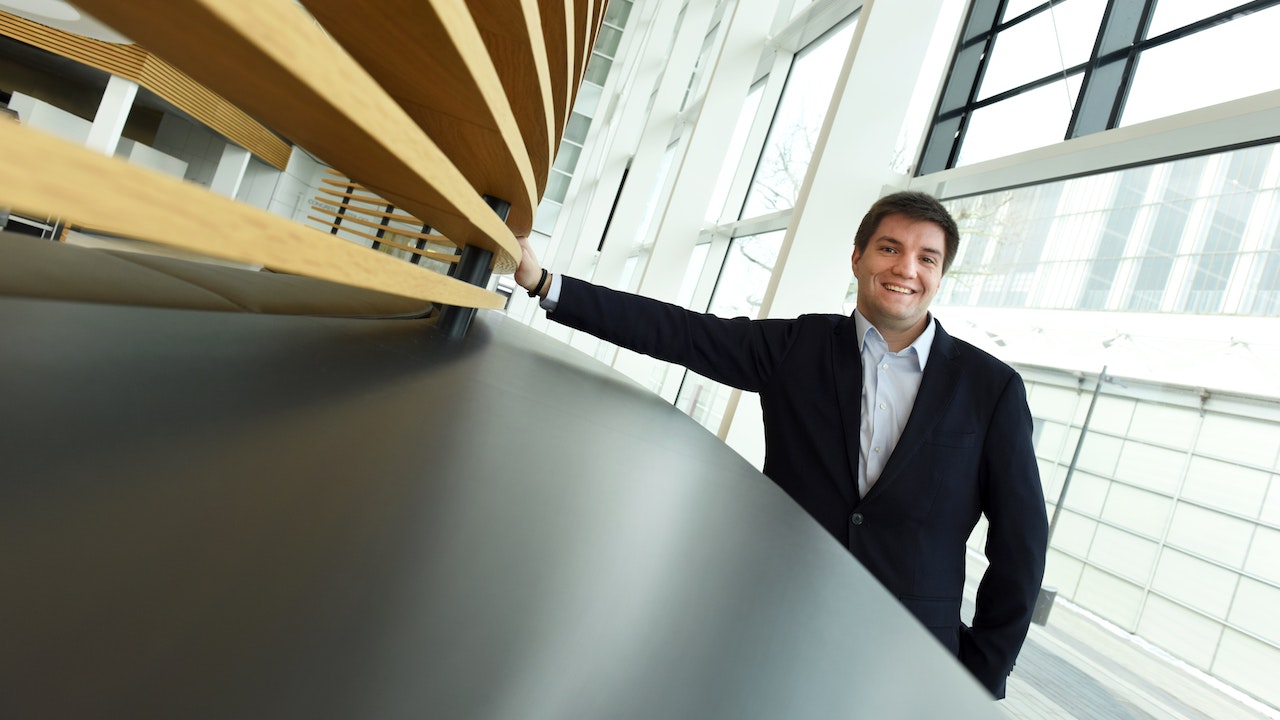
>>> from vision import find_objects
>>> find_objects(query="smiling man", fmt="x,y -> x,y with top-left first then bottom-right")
515,191 -> 1048,699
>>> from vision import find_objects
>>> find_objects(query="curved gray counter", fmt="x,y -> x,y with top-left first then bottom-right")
0,297 -> 1000,719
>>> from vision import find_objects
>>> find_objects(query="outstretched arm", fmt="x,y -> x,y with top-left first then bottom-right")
510,236 -> 800,392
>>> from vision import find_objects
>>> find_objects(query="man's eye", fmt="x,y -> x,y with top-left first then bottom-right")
922,256 -> 937,264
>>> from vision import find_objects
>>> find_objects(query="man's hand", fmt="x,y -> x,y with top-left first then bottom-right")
514,235 -> 550,298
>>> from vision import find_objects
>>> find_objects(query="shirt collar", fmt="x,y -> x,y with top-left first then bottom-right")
852,309 -> 935,371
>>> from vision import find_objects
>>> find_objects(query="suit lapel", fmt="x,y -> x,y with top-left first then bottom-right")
831,317 -> 862,506
864,319 -> 962,501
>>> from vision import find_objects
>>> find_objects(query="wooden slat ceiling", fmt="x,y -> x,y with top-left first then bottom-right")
469,0 -> 556,196
9,0 -> 607,307
303,0 -> 537,234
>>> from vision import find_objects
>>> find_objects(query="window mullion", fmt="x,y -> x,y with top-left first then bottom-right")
918,0 -> 1004,174
1068,0 -> 1154,139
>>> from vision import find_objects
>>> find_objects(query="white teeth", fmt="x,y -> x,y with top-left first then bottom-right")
885,284 -> 912,294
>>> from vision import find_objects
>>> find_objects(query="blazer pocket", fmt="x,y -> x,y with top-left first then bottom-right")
925,431 -> 977,448
899,595 -> 961,629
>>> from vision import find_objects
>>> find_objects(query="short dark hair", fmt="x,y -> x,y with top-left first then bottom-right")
853,191 -> 960,274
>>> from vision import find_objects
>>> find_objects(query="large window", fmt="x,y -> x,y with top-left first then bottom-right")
920,0 -> 1280,172
675,230 -> 785,431
1122,2 -> 1280,126
739,18 -> 856,217
937,141 -> 1280,317
1012,368 -> 1280,708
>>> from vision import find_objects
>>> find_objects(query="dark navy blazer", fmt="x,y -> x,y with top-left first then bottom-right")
549,276 -> 1049,697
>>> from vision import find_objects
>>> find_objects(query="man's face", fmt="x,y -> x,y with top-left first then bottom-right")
851,213 -> 946,339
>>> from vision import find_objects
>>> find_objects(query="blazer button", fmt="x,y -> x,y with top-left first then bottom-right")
850,512 -> 864,526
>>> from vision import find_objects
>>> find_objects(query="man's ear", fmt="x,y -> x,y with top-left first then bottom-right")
851,247 -> 861,272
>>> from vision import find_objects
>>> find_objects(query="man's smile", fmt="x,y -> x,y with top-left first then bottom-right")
884,283 -> 915,295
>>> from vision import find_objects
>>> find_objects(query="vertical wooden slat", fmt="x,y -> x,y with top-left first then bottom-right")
538,0 -> 574,142
302,0 -> 538,234
471,0 -> 557,199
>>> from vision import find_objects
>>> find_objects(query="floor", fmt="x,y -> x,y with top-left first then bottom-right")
961,554 -> 1278,720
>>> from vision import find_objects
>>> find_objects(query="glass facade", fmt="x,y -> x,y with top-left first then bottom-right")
938,142 -> 1280,318
920,0 -> 1280,172
739,18 -> 856,217
981,367 -> 1280,708
1122,3 -> 1280,126
675,229 -> 785,430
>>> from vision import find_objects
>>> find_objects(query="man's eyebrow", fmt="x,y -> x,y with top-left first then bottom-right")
874,236 -> 943,256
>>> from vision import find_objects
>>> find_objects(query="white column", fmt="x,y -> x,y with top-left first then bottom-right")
210,142 -> 252,198
85,75 -> 138,156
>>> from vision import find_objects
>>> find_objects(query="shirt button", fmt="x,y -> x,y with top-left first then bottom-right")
879,402 -> 887,410
882,363 -> 889,370
873,446 -> 881,453
851,513 -> 864,526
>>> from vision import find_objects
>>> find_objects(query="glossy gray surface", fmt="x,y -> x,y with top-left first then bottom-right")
0,297 -> 1002,719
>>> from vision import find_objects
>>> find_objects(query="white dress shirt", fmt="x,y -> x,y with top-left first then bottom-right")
543,280 -> 933,499
853,309 -> 935,499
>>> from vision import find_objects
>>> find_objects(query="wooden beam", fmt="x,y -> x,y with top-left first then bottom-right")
306,216 -> 459,263
314,192 -> 435,228
72,0 -> 519,273
302,0 -> 538,234
0,120 -> 502,309
308,208 -> 451,245
469,0 -> 556,198
0,10 -> 291,170
537,0 -> 573,141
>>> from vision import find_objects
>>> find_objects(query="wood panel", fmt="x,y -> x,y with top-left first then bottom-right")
317,170 -> 457,244
0,10 -> 290,170
0,11 -> 146,79
305,216 -> 459,264
302,0 -> 537,234
315,191 -> 433,228
71,0 -> 520,273
309,206 -> 447,245
572,0 -> 592,107
538,0 -> 573,142
0,119 -> 502,309
138,54 -> 292,170
470,0 -> 556,198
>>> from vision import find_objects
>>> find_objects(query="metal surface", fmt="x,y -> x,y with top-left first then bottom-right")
0,297 -> 1003,719
438,195 -> 509,337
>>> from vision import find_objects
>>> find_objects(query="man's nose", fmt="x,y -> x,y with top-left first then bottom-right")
892,256 -> 918,277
